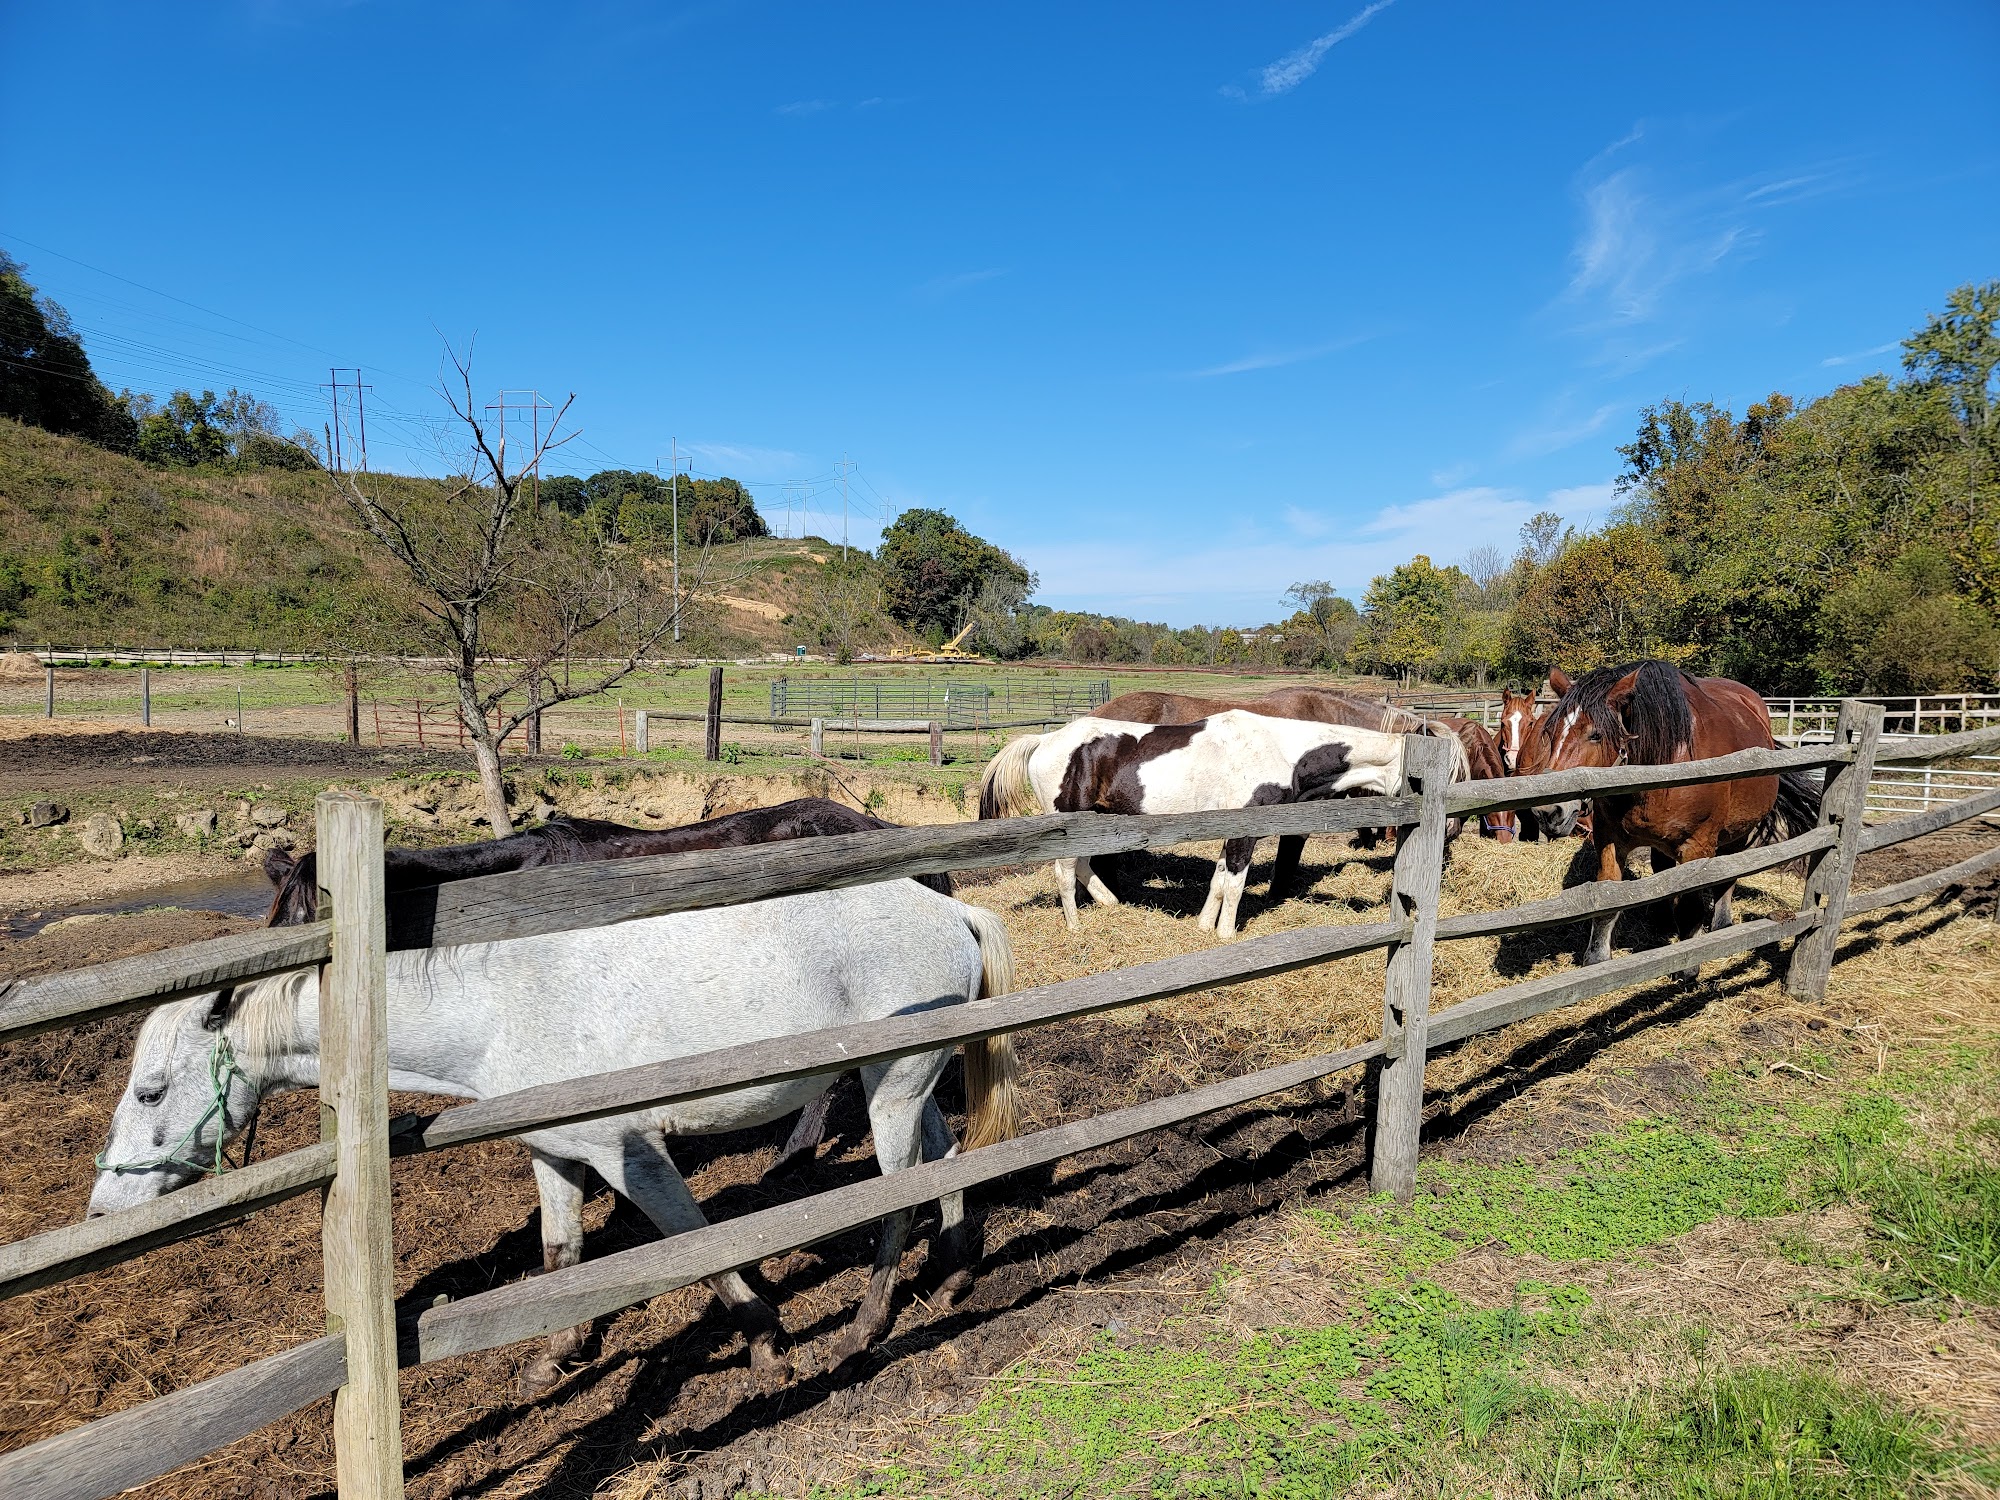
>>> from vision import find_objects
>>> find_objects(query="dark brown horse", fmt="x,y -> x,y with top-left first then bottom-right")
262,799 -> 950,1164
1091,685 -> 1459,891
1536,661 -> 1818,966
261,799 -> 951,923
1434,716 -> 1517,841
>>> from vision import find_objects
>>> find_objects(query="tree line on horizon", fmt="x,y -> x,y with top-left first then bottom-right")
6,248 -> 1995,695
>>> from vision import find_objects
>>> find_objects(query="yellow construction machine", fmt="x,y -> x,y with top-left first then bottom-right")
884,620 -> 986,664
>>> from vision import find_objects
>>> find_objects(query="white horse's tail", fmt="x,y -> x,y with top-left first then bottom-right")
978,732 -> 1045,820
958,903 -> 1020,1151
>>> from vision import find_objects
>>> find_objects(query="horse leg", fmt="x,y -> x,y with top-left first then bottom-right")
597,1133 -> 791,1380
835,1058 -> 939,1362
517,1151 -> 589,1400
1270,834 -> 1305,896
1582,838 -> 1626,966
773,1079 -> 843,1170
1080,853 -> 1121,908
1215,838 -> 1256,939
1055,858 -> 1081,930
1709,881 -> 1735,931
1196,860 -> 1226,930
920,1098 -> 973,1304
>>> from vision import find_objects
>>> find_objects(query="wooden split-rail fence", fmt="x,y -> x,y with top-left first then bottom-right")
9,702 -> 2000,1498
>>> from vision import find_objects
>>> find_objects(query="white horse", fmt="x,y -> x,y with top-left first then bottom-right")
89,881 -> 1019,1396
979,710 -> 1461,938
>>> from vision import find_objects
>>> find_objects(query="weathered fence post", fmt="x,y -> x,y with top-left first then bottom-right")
635,710 -> 650,755
1370,732 -> 1453,1200
316,792 -> 406,1498
346,662 -> 361,746
140,667 -> 151,727
811,717 -> 825,757
44,663 -> 54,718
705,667 -> 724,761
526,677 -> 543,757
1785,699 -> 1883,1001
929,719 -> 943,766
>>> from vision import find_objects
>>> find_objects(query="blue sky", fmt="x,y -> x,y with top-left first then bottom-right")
3,2 -> 1996,625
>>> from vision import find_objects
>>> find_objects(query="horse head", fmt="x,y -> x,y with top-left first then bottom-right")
87,973 -> 313,1217
1498,686 -> 1542,773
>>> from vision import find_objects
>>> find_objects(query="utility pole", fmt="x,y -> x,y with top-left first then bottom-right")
322,369 -> 373,473
836,454 -> 856,559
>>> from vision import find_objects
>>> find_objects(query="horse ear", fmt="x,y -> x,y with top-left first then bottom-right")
1548,668 -> 1572,696
261,848 -> 296,886
201,986 -> 237,1032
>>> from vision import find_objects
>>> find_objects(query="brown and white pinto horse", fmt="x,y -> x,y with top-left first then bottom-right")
1092,686 -> 1464,889
1536,661 -> 1819,966
980,710 -> 1459,937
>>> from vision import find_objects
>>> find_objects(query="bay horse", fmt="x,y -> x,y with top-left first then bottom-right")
980,711 -> 1462,937
1433,716 -> 1517,841
1092,686 -> 1462,890
1536,661 -> 1819,966
260,799 -> 952,1193
91,883 -> 1018,1396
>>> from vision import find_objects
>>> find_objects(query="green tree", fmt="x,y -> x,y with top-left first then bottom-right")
1281,580 -> 1360,666
0,252 -> 137,451
1815,547 -> 1999,693
877,507 -> 1033,640
132,389 -> 237,467
1357,554 -> 1470,684
1506,525 -> 1684,675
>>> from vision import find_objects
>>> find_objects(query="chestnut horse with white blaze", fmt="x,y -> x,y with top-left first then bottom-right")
1535,661 -> 1820,967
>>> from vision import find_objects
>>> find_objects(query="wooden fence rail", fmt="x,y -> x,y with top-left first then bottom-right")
13,694 -> 2000,1498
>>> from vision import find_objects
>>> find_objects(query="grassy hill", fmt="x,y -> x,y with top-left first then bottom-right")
0,417 -> 909,657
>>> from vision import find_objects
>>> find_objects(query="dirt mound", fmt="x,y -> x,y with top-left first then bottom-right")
0,652 -> 44,679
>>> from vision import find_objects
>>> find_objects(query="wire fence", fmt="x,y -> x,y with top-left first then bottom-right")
768,677 -> 1110,726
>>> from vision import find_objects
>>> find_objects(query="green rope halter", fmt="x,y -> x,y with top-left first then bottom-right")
95,1033 -> 249,1177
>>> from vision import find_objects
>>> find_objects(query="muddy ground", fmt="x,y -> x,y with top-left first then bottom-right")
2,802 -> 1997,1497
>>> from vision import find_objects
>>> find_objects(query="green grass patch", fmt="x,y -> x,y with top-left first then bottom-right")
804,1281 -> 1990,1499
1312,1056 -> 2000,1313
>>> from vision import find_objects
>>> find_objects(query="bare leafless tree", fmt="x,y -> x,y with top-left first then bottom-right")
327,342 -> 722,833
1463,543 -> 1507,595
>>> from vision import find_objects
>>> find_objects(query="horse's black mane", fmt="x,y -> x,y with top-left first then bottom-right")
1542,659 -> 1695,765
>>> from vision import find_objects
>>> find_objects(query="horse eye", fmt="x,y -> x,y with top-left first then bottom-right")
135,1085 -> 165,1106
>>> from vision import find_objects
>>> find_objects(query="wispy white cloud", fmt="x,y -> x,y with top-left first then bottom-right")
1503,402 -> 1622,461
1558,131 -> 1859,338
1185,333 -> 1371,379
915,268 -> 1009,301
1545,481 -> 1618,521
1254,1 -> 1397,95
1284,505 -> 1333,538
1821,340 -> 1899,369
1430,461 -> 1475,489
1028,486 -> 1535,624
776,99 -> 830,116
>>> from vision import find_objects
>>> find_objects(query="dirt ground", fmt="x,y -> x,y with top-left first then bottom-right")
4,792 -> 1998,1498
0,725 -> 469,795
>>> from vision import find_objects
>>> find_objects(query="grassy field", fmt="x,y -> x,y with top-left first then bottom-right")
0,658 -> 1424,773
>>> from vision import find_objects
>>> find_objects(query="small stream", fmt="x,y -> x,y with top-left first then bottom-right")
3,872 -> 276,942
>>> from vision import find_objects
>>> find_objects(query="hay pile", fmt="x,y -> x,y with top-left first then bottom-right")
0,652 -> 45,679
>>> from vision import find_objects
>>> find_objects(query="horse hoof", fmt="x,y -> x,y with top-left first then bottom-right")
934,1267 -> 973,1307
747,1340 -> 794,1383
516,1356 -> 564,1402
